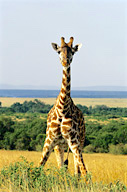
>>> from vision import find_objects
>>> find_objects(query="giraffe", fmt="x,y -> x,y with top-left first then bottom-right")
40,37 -> 87,177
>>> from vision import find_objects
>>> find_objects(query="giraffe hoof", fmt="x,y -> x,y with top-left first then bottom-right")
64,159 -> 68,169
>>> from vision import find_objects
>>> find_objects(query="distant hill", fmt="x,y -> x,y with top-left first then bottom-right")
72,86 -> 127,91
0,84 -> 127,91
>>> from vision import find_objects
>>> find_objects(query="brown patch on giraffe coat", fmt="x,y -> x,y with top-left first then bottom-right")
56,108 -> 62,118
62,127 -> 68,135
63,70 -> 67,77
57,104 -> 62,110
59,100 -> 64,108
43,145 -> 49,153
53,128 -> 60,135
80,167 -> 84,171
52,112 -> 57,121
60,98 -> 64,105
71,139 -> 77,146
46,139 -> 51,145
62,120 -> 72,127
51,122 -> 59,128
62,78 -> 66,87
49,130 -> 54,140
63,134 -> 69,139
60,95 -> 66,102
61,88 -> 65,94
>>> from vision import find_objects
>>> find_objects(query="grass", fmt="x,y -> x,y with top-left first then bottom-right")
1,97 -> 127,107
1,158 -> 126,192
0,150 -> 127,189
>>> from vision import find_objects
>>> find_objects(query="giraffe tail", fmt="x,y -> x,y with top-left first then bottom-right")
64,147 -> 70,169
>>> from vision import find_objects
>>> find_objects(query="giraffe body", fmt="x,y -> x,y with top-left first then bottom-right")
40,37 -> 87,176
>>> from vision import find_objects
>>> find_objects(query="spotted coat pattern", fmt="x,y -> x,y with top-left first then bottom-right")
40,37 -> 87,176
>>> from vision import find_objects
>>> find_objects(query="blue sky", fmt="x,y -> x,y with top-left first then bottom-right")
0,0 -> 127,89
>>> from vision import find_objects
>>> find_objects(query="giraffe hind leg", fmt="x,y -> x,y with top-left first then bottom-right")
72,146 -> 87,177
66,136 -> 87,177
73,154 -> 81,176
64,147 -> 70,169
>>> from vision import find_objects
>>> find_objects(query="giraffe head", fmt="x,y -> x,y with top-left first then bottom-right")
51,37 -> 82,67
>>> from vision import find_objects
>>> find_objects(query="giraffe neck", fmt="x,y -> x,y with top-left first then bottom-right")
59,66 -> 71,102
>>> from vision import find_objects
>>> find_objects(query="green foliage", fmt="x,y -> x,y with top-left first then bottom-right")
10,99 -> 52,113
84,144 -> 95,153
0,99 -> 52,114
0,116 -> 47,150
0,158 -> 126,192
0,100 -> 127,153
76,104 -> 89,114
109,144 -> 127,155
78,104 -> 127,118
85,120 -> 127,153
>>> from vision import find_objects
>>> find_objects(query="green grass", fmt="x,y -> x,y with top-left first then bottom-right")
0,157 -> 126,192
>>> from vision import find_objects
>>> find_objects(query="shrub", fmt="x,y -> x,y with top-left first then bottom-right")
84,145 -> 95,153
109,144 -> 126,155
95,147 -> 105,153
123,144 -> 127,154
35,144 -> 43,152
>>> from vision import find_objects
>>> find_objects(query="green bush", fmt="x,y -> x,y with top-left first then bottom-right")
109,144 -> 127,155
0,158 -> 126,192
95,147 -> 106,153
84,145 -> 95,153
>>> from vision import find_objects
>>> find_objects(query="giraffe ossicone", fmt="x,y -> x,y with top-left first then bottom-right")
39,37 -> 87,177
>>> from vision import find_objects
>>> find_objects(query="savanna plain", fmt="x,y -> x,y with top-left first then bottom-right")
0,98 -> 127,191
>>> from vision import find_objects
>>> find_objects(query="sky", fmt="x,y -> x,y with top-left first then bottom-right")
0,0 -> 127,90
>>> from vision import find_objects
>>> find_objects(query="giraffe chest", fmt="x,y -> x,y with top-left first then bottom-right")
47,100 -> 84,143
48,102 -> 81,129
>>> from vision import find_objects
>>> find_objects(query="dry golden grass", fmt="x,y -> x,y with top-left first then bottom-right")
0,97 -> 127,107
0,150 -> 127,186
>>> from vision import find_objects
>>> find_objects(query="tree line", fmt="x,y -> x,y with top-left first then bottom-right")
1,100 -> 127,117
0,99 -> 127,154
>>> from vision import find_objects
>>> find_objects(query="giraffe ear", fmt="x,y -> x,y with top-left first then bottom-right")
72,44 -> 82,54
51,43 -> 60,52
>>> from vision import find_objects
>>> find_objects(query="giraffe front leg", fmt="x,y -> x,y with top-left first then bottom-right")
39,137 -> 56,166
39,124 -> 60,166
54,145 -> 64,169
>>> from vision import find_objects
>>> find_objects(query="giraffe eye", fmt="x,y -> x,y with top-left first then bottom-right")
57,51 -> 61,54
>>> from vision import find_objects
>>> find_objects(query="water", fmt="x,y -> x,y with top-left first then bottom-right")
0,89 -> 127,98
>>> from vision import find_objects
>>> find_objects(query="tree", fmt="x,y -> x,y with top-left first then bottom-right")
94,133 -> 113,152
